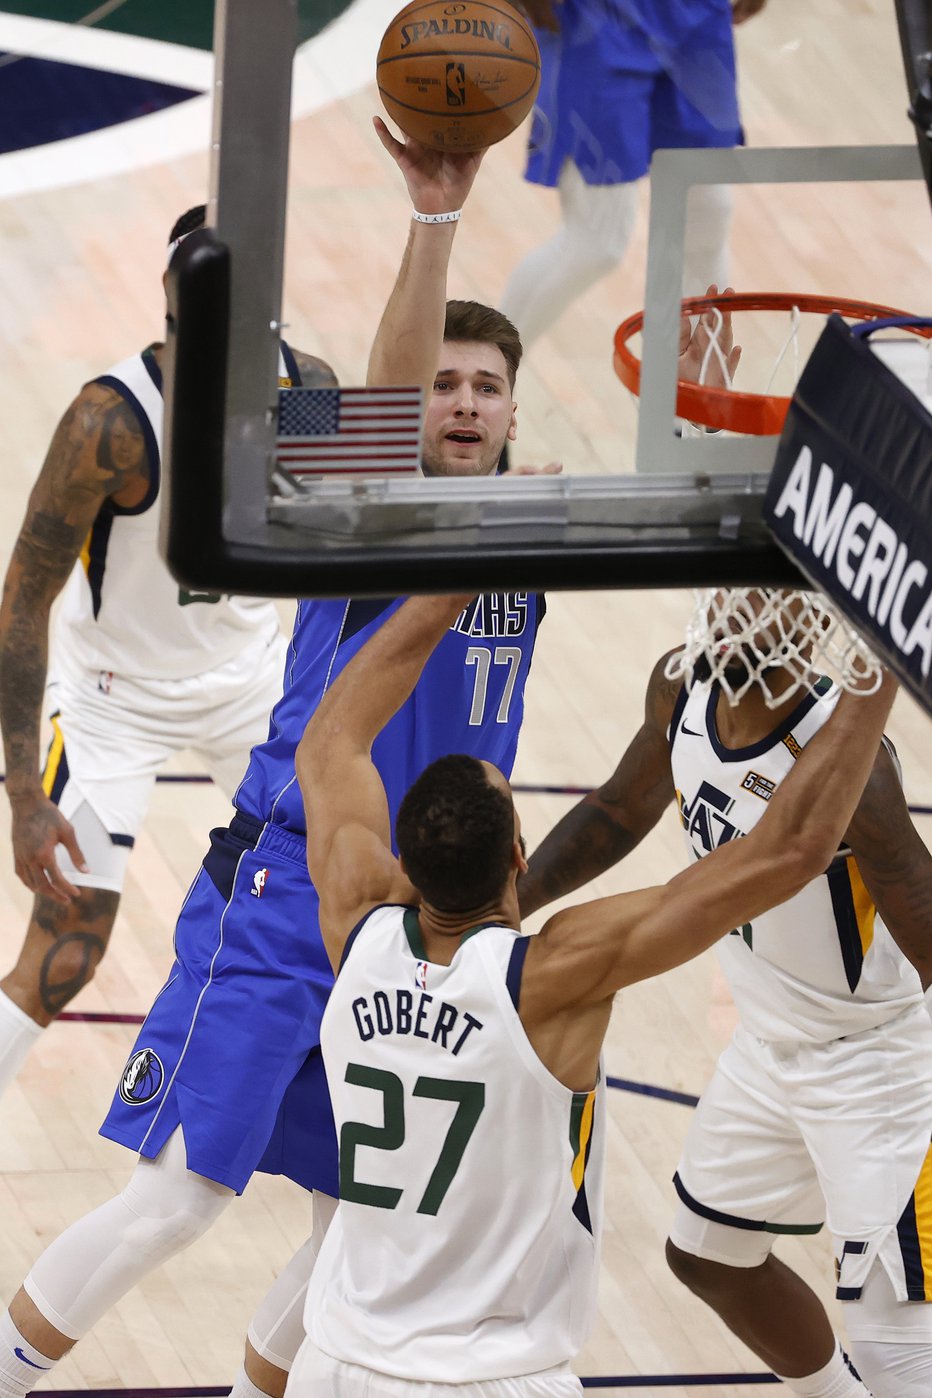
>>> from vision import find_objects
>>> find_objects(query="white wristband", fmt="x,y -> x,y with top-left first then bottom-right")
411,208 -> 462,224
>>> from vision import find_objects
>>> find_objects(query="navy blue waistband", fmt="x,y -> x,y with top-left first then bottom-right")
230,811 -> 308,865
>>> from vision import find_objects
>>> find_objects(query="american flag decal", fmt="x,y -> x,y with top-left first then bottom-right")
275,386 -> 422,478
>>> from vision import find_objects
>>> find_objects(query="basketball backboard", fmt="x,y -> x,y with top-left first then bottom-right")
161,0 -> 932,609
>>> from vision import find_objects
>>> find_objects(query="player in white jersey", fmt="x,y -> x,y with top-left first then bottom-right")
0,203 -> 337,1102
518,599 -> 932,1397
284,587 -> 897,1397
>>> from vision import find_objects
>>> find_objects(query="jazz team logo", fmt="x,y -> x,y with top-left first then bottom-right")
119,1048 -> 164,1105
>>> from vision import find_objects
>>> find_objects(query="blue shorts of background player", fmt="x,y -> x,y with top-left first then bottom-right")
525,0 -> 743,188
500,0 -> 760,353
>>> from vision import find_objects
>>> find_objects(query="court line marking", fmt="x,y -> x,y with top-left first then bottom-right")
0,0 -> 402,199
0,14 -> 211,86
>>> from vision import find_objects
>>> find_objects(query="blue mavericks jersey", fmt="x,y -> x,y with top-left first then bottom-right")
235,594 -> 544,839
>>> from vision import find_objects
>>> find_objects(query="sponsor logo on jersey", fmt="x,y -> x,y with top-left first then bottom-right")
741,770 -> 775,801
452,593 -> 529,638
252,867 -> 270,897
783,733 -> 802,760
415,960 -> 429,990
771,446 -> 932,681
119,1047 -> 164,1105
678,780 -> 742,853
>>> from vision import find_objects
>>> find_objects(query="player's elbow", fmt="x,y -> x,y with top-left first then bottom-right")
295,725 -> 329,796
781,830 -> 837,895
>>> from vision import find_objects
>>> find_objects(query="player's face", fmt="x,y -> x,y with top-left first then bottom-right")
422,341 -> 517,477
708,588 -> 817,681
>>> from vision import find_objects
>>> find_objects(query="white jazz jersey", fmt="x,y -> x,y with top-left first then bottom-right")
53,347 -> 282,681
306,905 -> 605,1384
670,678 -> 923,1043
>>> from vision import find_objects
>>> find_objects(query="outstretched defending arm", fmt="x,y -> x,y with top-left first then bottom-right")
296,594 -> 474,966
519,651 -> 681,917
530,673 -> 899,1008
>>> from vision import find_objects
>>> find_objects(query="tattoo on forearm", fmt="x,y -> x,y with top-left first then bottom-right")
523,807 -> 639,910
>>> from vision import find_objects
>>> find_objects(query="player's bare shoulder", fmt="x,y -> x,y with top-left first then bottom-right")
39,379 -> 151,512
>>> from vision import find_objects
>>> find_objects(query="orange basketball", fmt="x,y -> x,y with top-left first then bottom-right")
377,0 -> 541,152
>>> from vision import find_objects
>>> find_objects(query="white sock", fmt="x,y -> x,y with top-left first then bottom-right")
774,1340 -> 872,1396
0,1312 -> 58,1398
500,161 -> 640,348
0,991 -> 43,1101
229,1365 -> 274,1398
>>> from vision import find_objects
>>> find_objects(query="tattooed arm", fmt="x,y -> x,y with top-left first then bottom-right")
845,741 -> 932,990
518,652 -> 681,918
0,383 -> 150,902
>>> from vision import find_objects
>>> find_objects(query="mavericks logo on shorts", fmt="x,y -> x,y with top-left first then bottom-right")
119,1048 -> 165,1105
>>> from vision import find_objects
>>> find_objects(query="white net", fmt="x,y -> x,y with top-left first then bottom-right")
666,588 -> 883,707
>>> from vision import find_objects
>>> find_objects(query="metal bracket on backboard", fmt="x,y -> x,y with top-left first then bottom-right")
201,0 -> 296,536
638,144 -> 924,476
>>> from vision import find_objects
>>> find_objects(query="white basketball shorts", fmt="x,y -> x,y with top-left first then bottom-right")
286,1342 -> 583,1397
670,1006 -> 932,1303
41,632 -> 287,892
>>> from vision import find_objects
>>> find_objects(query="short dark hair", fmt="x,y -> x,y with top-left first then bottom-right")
168,205 -> 207,245
396,754 -> 515,911
443,300 -> 522,388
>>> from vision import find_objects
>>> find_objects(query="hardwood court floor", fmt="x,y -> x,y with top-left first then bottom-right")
1,2 -> 931,1394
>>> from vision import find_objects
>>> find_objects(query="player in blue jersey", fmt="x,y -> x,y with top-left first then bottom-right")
0,127 -> 545,1398
502,0 -> 766,348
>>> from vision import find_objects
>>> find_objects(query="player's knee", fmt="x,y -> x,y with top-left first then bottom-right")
117,1199 -> 219,1260
665,1237 -> 745,1302
120,1130 -> 233,1260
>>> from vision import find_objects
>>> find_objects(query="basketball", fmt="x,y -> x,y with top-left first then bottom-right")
376,0 -> 541,152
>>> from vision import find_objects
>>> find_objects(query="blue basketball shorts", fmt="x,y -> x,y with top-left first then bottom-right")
99,813 -> 339,1197
525,17 -> 743,188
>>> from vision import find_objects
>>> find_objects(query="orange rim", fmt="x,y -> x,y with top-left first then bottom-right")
613,293 -> 932,436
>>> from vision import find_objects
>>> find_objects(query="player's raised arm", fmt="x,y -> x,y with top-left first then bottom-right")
530,672 -> 899,1006
518,651 -> 681,917
367,119 -> 485,395
0,383 -> 150,902
296,593 -> 474,963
